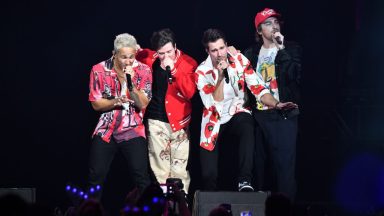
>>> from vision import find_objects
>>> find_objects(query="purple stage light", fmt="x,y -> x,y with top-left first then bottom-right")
123,206 -> 131,212
143,205 -> 149,212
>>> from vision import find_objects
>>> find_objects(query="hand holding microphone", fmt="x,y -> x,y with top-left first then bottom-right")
163,58 -> 174,84
272,31 -> 285,49
124,66 -> 134,91
217,59 -> 229,83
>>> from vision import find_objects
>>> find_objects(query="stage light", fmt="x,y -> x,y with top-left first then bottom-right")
335,153 -> 384,214
123,206 -> 130,213
143,205 -> 149,212
133,207 -> 140,212
65,183 -> 102,203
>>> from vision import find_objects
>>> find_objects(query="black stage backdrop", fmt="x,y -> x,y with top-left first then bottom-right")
2,0 -> 384,215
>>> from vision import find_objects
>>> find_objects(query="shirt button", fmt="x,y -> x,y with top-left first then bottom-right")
165,101 -> 168,104
172,124 -> 174,126
173,128 -> 176,130
168,113 -> 171,116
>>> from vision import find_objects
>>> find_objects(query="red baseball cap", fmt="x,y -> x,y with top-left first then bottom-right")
254,8 -> 281,28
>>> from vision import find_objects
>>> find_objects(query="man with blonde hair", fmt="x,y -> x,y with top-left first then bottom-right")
87,33 -> 152,199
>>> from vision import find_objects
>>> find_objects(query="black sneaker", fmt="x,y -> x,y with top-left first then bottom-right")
238,181 -> 254,192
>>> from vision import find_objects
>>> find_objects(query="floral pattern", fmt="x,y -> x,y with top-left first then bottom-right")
195,52 -> 270,151
89,58 -> 152,143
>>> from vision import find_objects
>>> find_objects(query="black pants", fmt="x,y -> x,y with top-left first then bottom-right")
253,110 -> 298,200
88,135 -> 150,199
200,112 -> 255,191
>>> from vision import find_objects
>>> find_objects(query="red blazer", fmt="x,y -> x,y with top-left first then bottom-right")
137,48 -> 197,131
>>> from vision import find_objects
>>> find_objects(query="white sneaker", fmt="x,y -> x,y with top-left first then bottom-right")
238,181 -> 254,192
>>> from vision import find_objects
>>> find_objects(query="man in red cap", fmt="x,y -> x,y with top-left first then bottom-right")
243,8 -> 302,200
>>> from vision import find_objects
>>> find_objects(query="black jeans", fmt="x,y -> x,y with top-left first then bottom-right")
200,112 -> 255,191
88,135 -> 150,199
253,109 -> 298,200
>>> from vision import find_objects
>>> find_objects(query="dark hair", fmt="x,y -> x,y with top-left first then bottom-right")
201,28 -> 227,49
265,193 -> 292,216
255,25 -> 263,42
209,207 -> 232,216
150,28 -> 176,51
77,198 -> 105,216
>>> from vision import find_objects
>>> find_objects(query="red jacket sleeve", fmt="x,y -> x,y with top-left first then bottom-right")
175,54 -> 198,100
136,48 -> 156,68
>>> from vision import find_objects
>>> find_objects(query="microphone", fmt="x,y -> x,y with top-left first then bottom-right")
223,68 -> 229,83
124,68 -> 133,91
166,66 -> 172,84
275,36 -> 282,45
218,60 -> 229,83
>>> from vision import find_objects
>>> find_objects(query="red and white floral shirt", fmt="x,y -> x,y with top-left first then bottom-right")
88,57 -> 152,143
195,52 -> 270,151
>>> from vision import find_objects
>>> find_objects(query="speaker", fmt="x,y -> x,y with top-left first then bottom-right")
193,190 -> 269,216
0,188 -> 36,203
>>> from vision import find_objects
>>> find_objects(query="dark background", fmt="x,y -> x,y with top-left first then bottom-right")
2,0 -> 384,215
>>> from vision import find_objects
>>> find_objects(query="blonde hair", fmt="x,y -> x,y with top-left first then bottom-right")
113,33 -> 137,52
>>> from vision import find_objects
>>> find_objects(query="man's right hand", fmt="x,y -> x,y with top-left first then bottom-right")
114,96 -> 134,107
275,101 -> 298,110
216,59 -> 229,80
162,57 -> 174,70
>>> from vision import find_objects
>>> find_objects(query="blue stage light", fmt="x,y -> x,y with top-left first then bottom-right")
335,153 -> 384,214
143,205 -> 150,212
123,206 -> 131,212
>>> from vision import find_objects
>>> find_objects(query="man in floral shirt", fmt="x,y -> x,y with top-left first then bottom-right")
88,33 -> 152,199
195,28 -> 296,192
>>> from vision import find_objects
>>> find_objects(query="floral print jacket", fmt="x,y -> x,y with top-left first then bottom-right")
195,52 -> 270,151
